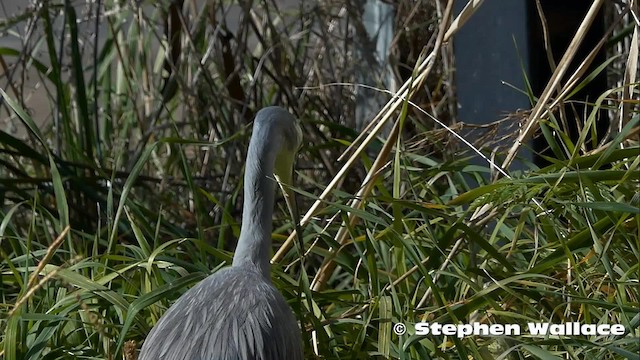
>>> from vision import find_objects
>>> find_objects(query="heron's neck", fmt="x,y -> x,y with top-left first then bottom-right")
232,138 -> 279,279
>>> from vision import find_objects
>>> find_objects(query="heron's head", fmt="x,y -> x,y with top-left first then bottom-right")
252,106 -> 302,187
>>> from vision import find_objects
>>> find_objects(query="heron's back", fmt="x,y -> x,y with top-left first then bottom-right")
139,267 -> 303,360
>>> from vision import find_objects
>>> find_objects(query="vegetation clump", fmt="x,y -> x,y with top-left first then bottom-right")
0,0 -> 637,359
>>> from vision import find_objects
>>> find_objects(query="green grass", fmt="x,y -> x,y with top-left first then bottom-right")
1,1 -> 638,359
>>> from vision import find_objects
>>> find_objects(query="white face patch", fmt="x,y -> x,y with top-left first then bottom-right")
274,118 -> 301,186
282,119 -> 303,153
274,148 -> 295,186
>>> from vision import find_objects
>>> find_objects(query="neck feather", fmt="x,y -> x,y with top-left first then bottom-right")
232,128 -> 280,279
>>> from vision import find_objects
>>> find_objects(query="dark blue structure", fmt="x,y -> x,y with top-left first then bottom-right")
454,0 -> 608,169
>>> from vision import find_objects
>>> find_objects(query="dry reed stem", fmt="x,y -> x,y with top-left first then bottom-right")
501,0 -> 606,170
8,225 -> 70,317
308,0 -> 457,291
273,0 -> 483,284
27,225 -> 70,288
620,26 -> 638,134
311,116 -> 401,290
443,0 -> 483,41
467,0 -> 625,223
272,52 -> 434,262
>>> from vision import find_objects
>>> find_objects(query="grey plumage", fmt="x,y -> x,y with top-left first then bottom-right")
139,107 -> 303,360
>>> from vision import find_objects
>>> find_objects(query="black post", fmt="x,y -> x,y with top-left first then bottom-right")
527,0 -> 608,166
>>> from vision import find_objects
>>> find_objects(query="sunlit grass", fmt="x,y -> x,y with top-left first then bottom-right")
1,1 -> 638,359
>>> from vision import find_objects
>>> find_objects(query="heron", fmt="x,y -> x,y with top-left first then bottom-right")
139,106 -> 304,360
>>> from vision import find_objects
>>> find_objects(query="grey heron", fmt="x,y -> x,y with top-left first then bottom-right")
139,106 -> 304,360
